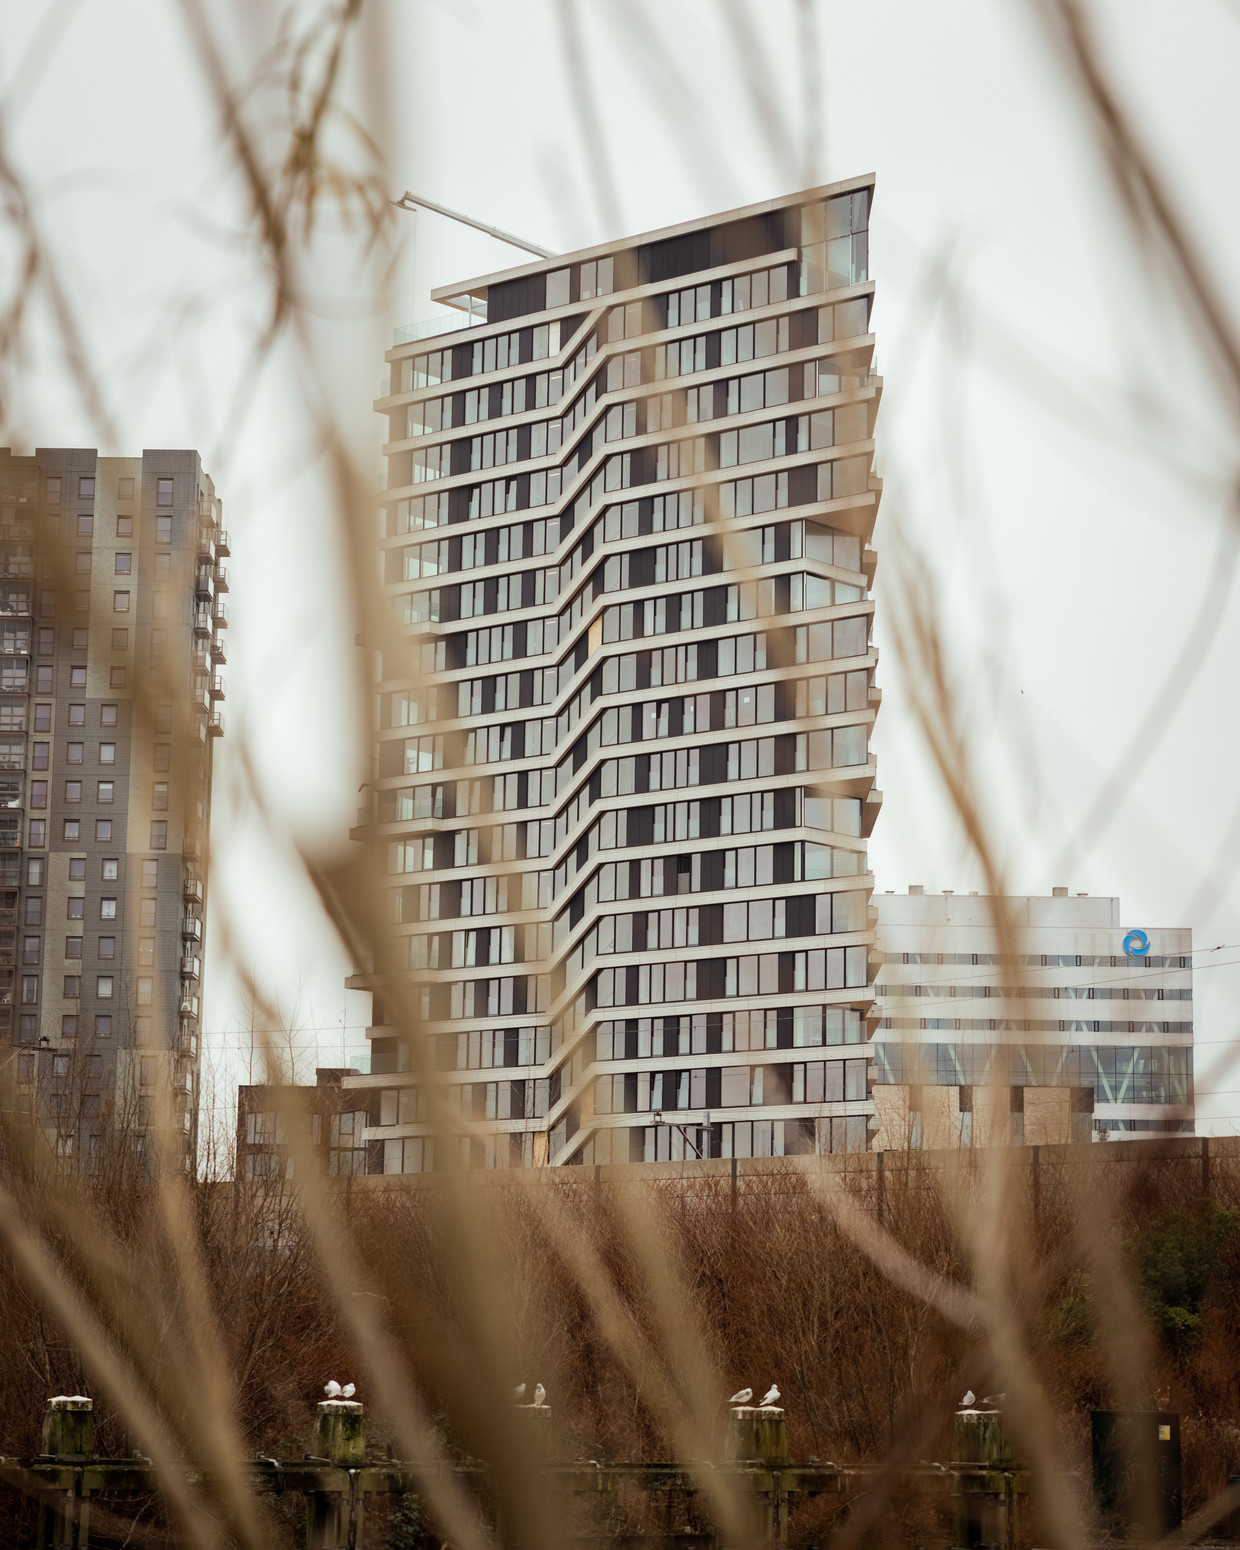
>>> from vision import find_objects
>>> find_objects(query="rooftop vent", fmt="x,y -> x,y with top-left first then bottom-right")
1052,887 -> 1068,897
909,885 -> 924,895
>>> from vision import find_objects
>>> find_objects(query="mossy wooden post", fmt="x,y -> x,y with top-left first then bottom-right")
307,1401 -> 365,1550
38,1396 -> 94,1549
726,1405 -> 789,1546
952,1407 -> 1017,1550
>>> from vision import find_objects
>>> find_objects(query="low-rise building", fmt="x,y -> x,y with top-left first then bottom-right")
236,1068 -> 376,1180
872,888 -> 1194,1148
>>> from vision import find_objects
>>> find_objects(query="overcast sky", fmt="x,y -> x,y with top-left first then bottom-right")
4,0 -> 1240,1129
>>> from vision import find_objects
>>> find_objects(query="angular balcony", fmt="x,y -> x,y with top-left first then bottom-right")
180,954 -> 201,981
208,710 -> 224,738
214,563 -> 229,593
215,529 -> 230,557
192,604 -> 212,638
181,914 -> 202,942
213,600 -> 229,629
193,566 -> 214,599
183,869 -> 203,903
210,635 -> 227,665
210,672 -> 225,701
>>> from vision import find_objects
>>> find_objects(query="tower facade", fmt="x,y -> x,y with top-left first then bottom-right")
0,448 -> 225,1169
355,180 -> 881,1169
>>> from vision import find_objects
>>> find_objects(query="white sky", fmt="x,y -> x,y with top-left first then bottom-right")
3,0 -> 1240,1130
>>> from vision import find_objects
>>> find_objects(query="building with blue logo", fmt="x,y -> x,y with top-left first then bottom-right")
872,888 -> 1193,1147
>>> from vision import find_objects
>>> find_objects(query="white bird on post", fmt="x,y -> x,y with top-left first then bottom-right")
728,1387 -> 753,1405
512,1383 -> 527,1403
341,1384 -> 356,1400
760,1385 -> 780,1408
533,1382 -> 547,1408
324,1380 -> 343,1399
960,1390 -> 976,1407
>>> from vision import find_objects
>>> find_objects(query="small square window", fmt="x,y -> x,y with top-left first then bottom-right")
100,898 -> 117,919
78,476 -> 95,499
97,781 -> 114,803
138,939 -> 154,967
99,743 -> 115,765
39,592 -> 54,619
138,977 -> 153,1005
154,553 -> 171,579
35,667 -> 53,694
64,780 -> 81,803
95,819 -> 112,842
150,820 -> 167,850
139,898 -> 156,928
156,516 -> 172,544
117,477 -> 134,499
150,629 -> 166,658
23,936 -> 40,964
102,858 -> 118,881
63,975 -> 80,998
141,860 -> 158,888
109,668 -> 126,688
76,515 -> 93,537
24,897 -> 42,925
61,1014 -> 78,1038
74,591 -> 89,612
155,705 -> 172,735
32,743 -> 48,771
29,818 -> 46,847
21,976 -> 38,1004
60,820 -> 78,841
67,898 -> 83,919
33,704 -> 51,732
96,976 -> 113,999
68,857 -> 85,881
75,551 -> 91,573
156,478 -> 173,506
95,1015 -> 111,1037
46,477 -> 62,505
29,779 -> 47,809
115,553 -> 132,575
152,782 -> 168,811
100,704 -> 117,726
65,937 -> 81,959
70,666 -> 86,687
113,591 -> 130,612
72,629 -> 87,651
68,704 -> 85,726
26,858 -> 44,886
111,629 -> 128,651
66,742 -> 83,764
154,743 -> 170,772
37,628 -> 54,655
116,515 -> 133,537
98,937 -> 115,960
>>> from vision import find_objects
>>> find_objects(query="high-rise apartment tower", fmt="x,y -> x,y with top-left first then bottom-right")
353,180 -> 881,1170
0,448 -> 226,1168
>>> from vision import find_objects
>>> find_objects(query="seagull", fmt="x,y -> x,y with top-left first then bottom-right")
729,1387 -> 753,1405
760,1385 -> 780,1407
982,1394 -> 1006,1406
533,1382 -> 546,1408
512,1383 -> 527,1403
341,1384 -> 356,1400
960,1390 -> 975,1407
324,1380 -> 342,1399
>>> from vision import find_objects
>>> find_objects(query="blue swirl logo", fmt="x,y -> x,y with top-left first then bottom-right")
1123,929 -> 1150,958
